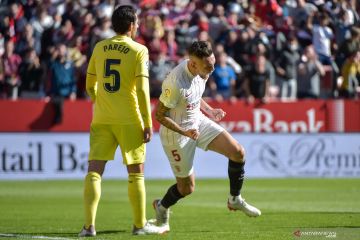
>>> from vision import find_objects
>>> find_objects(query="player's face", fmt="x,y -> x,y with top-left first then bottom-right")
193,54 -> 216,79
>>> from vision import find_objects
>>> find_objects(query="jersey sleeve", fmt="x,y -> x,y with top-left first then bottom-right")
135,47 -> 149,78
159,74 -> 180,109
86,47 -> 97,102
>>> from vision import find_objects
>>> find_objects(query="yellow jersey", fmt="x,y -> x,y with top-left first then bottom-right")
86,35 -> 152,127
340,58 -> 360,90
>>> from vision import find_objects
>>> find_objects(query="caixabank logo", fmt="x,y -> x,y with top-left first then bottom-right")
249,136 -> 360,177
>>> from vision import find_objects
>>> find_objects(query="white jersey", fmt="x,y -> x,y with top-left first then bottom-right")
312,24 -> 333,57
159,60 -> 206,146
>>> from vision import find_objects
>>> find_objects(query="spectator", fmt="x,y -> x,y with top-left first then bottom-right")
1,39 -> 22,100
47,43 -> 76,124
96,0 -> 115,19
77,12 -> 95,57
30,6 -> 54,39
163,29 -> 179,63
60,2 -> 81,29
255,43 -> 278,98
243,55 -> 271,103
223,30 -> 238,59
90,17 -> 115,49
312,13 -> 334,63
209,52 -> 237,102
296,12 -> 314,49
197,30 -> 213,45
290,0 -> 317,29
148,30 -> 167,62
340,0 -> 359,25
275,33 -> 300,100
338,51 -> 360,99
333,10 -> 353,48
208,4 -> 229,42
202,1 -> 214,19
254,32 -> 272,60
233,29 -> 253,70
15,23 -> 41,56
336,26 -> 360,69
19,48 -> 45,99
214,43 -> 242,75
140,14 -> 164,43
297,45 -> 325,99
311,12 -> 339,96
68,36 -> 87,98
9,2 -> 27,41
175,19 -> 195,57
253,0 -> 282,28
149,52 -> 174,98
53,19 -> 75,45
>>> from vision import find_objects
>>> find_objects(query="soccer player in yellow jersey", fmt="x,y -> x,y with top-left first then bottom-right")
78,5 -> 168,237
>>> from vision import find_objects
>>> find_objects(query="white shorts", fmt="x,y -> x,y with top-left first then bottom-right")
161,117 -> 224,178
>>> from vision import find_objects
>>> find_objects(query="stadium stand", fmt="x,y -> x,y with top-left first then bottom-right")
0,0 -> 358,101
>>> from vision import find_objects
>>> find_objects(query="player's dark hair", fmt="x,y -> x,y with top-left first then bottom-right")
111,5 -> 136,34
187,41 -> 213,58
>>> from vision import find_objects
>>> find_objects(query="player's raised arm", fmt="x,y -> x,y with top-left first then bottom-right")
155,101 -> 199,140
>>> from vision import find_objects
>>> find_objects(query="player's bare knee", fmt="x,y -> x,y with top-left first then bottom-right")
230,144 -> 245,163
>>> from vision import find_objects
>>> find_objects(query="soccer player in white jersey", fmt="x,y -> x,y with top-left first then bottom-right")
152,41 -> 261,231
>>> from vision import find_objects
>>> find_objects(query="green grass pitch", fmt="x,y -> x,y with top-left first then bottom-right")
0,178 -> 359,240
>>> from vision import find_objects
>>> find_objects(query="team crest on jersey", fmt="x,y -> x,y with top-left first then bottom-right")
164,88 -> 171,97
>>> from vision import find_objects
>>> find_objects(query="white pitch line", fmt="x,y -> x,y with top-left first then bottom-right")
0,233 -> 72,239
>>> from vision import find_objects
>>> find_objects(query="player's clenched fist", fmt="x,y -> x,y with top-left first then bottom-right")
184,129 -> 200,140
211,108 -> 226,122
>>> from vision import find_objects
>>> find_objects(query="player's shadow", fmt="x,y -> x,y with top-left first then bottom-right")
29,102 -> 56,131
97,230 -> 127,235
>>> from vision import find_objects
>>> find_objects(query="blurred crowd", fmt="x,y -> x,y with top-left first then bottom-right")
0,0 -> 359,103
